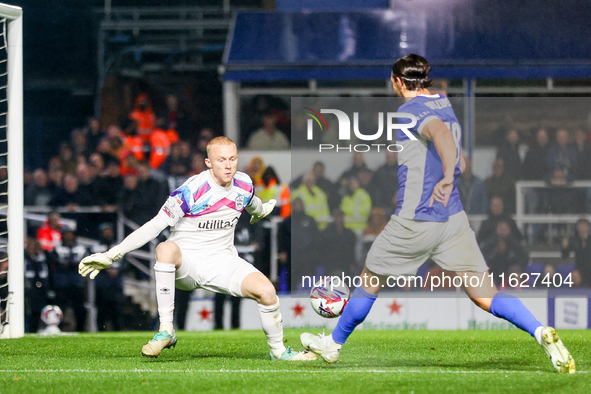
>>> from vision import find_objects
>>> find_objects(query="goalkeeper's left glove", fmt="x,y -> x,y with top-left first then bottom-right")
78,246 -> 123,280
248,198 -> 277,224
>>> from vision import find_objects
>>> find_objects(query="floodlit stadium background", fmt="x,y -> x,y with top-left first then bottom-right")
2,0 -> 591,333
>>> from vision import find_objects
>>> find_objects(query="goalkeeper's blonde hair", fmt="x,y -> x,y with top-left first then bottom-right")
206,136 -> 236,158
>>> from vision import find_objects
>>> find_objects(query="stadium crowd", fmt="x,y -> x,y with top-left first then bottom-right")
4,93 -> 590,333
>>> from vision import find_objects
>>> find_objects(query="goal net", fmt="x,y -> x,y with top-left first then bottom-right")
0,3 -> 23,339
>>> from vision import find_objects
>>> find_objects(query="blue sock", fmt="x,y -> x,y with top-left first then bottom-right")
332,287 -> 377,345
489,292 -> 543,338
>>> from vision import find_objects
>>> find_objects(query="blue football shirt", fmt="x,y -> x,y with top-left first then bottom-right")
394,94 -> 464,222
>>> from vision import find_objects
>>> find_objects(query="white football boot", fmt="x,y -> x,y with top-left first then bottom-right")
269,346 -> 318,361
142,330 -> 177,358
300,332 -> 340,364
540,327 -> 575,374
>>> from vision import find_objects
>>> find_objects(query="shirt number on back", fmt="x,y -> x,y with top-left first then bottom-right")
444,122 -> 461,165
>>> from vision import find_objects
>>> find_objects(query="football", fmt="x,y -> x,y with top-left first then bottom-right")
40,305 -> 63,326
310,278 -> 350,318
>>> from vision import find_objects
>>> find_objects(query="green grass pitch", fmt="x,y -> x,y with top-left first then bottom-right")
0,329 -> 589,393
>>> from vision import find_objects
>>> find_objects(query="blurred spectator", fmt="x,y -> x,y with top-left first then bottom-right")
477,196 -> 523,244
574,129 -> 591,213
289,197 -> 320,285
76,163 -> 96,199
522,129 -> 550,235
319,208 -> 357,278
574,129 -> 591,180
97,125 -> 126,164
484,159 -> 516,213
23,168 -> 33,189
119,173 -> 159,226
128,93 -> 156,140
49,174 -> 94,210
292,162 -> 339,211
25,168 -> 55,206
88,153 -> 105,179
243,156 -> 266,188
148,123 -> 173,170
57,142 -> 77,175
546,167 -> 583,214
161,142 -> 190,176
338,152 -> 368,185
370,151 -> 398,213
52,229 -> 88,332
71,129 -> 90,159
84,117 -> 105,153
37,211 -> 63,251
24,237 -> 52,333
188,152 -> 207,176
292,173 -> 331,229
165,93 -> 187,133
457,156 -> 488,215
547,129 -> 578,178
257,167 -> 291,218
496,129 -> 522,180
340,176 -> 372,233
357,168 -> 380,208
93,161 -> 123,212
92,223 -> 125,331
562,218 -> 591,287
195,127 -> 215,156
523,129 -> 550,180
137,160 -> 167,204
48,162 -> 65,191
246,113 -> 290,151
480,220 -> 529,288
242,95 -> 290,147
361,207 -> 388,268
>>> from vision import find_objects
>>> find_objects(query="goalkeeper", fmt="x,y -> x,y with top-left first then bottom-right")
79,137 -> 315,361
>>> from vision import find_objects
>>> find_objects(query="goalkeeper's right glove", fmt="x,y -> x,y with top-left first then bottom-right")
78,246 -> 123,280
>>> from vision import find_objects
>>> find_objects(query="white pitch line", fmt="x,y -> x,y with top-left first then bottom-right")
0,369 -> 586,374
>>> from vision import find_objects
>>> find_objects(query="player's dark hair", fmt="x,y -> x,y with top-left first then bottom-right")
391,54 -> 434,91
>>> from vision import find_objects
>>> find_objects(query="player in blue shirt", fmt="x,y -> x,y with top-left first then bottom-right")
301,54 -> 575,373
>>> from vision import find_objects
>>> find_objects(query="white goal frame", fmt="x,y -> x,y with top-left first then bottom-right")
0,3 -> 23,339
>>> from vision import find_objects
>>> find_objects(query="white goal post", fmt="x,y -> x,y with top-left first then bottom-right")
0,3 -> 23,339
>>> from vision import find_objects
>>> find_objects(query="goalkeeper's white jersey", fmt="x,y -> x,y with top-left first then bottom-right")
157,170 -> 254,252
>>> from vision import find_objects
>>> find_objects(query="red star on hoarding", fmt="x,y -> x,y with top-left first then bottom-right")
388,300 -> 402,315
292,302 -> 305,317
198,307 -> 213,321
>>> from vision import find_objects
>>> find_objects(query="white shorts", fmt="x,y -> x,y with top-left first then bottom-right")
174,246 -> 260,297
366,211 -> 489,276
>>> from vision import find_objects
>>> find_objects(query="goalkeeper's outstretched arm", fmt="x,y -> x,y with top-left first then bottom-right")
246,196 -> 277,224
79,215 -> 168,279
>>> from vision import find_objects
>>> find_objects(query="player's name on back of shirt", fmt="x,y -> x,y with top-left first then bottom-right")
424,97 -> 452,110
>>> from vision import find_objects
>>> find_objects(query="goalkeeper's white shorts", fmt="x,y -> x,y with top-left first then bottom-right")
174,246 -> 260,297
366,211 -> 488,277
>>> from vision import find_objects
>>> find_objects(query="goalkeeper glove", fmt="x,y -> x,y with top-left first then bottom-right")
78,246 -> 123,280
249,199 -> 277,224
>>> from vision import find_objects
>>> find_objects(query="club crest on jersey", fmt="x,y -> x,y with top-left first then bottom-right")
235,195 -> 245,211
